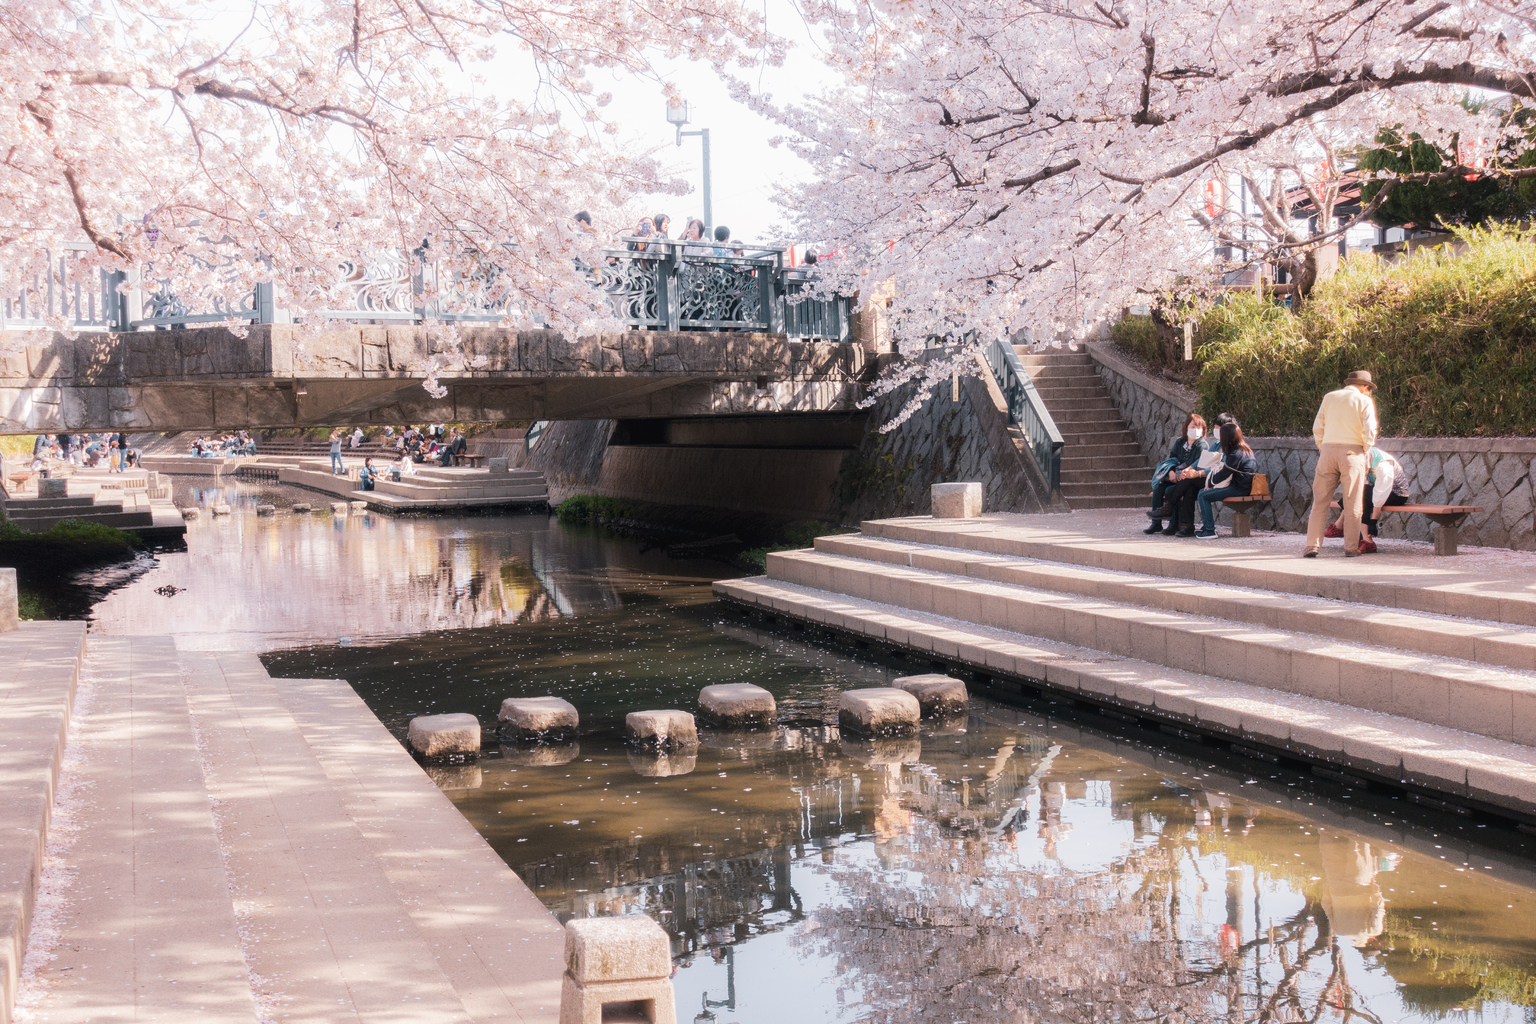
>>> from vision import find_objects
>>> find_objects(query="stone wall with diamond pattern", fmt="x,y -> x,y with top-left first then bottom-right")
1086,342 -> 1536,550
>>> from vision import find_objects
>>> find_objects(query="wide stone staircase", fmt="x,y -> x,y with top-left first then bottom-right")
715,512 -> 1536,824
1,626 -> 563,1024
1018,348 -> 1149,509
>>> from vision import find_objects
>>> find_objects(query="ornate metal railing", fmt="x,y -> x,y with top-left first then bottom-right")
982,337 -> 1063,495
3,241 -> 850,341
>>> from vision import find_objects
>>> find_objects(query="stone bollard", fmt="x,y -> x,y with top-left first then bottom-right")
0,567 -> 18,633
211,504 -> 232,515
256,504 -> 275,516
625,711 -> 699,754
330,501 -> 349,515
407,713 -> 481,760
487,456 -> 510,475
892,674 -> 969,716
838,688 -> 921,737
627,751 -> 696,778
38,477 -> 68,499
349,499 -> 368,511
931,482 -> 983,518
499,696 -> 579,743
291,503 -> 311,513
560,917 -> 676,1024
697,683 -> 776,729
180,507 -> 201,519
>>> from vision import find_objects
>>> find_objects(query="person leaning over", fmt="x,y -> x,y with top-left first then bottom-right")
1324,446 -> 1409,554
1304,370 -> 1379,558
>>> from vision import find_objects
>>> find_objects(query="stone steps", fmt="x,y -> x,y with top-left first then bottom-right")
766,547 -> 1536,747
813,533 -> 1536,672
712,575 -> 1536,821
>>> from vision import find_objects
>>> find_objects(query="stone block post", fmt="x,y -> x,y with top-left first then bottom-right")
560,916 -> 676,1024
931,482 -> 983,518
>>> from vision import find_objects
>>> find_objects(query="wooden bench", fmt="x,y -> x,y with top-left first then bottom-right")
454,452 -> 485,468
1218,495 -> 1270,538
1330,502 -> 1484,555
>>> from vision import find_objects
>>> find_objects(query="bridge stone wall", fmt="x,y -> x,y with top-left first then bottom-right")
0,325 -> 864,432
1087,341 -> 1536,550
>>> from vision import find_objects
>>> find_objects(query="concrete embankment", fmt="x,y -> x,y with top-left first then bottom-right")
523,359 -> 1064,526
714,509 -> 1536,826
2,626 -> 563,1024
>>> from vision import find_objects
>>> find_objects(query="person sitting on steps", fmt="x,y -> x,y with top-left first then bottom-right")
1145,413 -> 1211,535
358,456 -> 377,491
1194,420 -> 1258,539
1323,446 -> 1408,554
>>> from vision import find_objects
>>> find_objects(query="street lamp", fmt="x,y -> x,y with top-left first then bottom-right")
666,101 -> 713,234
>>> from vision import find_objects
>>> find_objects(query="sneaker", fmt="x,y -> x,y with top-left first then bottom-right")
1323,522 -> 1343,539
1302,548 -> 1319,558
1143,521 -> 1164,535
1195,529 -> 1217,539
1358,536 -> 1377,554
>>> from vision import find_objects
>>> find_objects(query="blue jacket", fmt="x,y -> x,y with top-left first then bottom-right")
1152,436 -> 1209,487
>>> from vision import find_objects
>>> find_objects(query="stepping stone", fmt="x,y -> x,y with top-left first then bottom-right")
291,503 -> 311,513
892,674 -> 969,716
331,501 -> 349,514
349,500 -> 368,511
502,741 -> 580,766
211,504 -> 232,515
838,687 -> 920,737
498,696 -> 578,743
628,751 -> 696,777
180,507 -> 200,519
698,682 -> 776,729
407,712 -> 481,760
931,481 -> 983,518
256,504 -> 275,515
625,710 -> 699,754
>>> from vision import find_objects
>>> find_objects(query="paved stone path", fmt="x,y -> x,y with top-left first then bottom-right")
6,638 -> 562,1024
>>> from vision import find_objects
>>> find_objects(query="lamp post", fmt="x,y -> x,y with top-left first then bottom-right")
666,101 -> 713,234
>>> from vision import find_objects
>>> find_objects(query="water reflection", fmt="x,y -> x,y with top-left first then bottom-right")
87,477 -> 701,649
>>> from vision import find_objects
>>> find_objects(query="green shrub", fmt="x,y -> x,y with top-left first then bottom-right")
1109,314 -> 1161,365
555,494 -> 637,525
1194,226 -> 1536,437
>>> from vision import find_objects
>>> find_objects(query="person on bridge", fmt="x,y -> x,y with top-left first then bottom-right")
329,430 -> 344,475
1304,370 -> 1379,558
680,219 -> 710,256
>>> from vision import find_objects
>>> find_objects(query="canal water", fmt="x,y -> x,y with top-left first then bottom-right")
87,477 -> 1536,1023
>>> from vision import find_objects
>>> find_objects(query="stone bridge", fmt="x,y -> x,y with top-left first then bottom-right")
0,324 -> 868,432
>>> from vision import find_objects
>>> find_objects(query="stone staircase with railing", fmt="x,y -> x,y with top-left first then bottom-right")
1016,347 -> 1150,509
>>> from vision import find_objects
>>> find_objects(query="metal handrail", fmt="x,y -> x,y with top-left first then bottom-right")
982,338 -> 1063,495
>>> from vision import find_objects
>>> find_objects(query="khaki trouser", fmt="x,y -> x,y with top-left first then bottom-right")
1306,443 -> 1368,552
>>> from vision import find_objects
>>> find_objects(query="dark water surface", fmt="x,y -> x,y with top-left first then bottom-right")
90,478 -> 1536,1023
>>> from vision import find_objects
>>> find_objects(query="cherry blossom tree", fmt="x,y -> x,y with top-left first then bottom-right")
765,0 -> 1536,426
2,0 -> 782,347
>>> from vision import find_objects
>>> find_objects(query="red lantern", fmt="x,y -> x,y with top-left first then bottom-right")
1204,178 -> 1224,219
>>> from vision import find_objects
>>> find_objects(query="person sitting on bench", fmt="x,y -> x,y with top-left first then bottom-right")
1194,420 -> 1258,538
1325,446 -> 1408,553
1145,413 -> 1210,535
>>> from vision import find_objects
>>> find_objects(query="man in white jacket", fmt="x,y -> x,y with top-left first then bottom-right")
1304,370 -> 1379,558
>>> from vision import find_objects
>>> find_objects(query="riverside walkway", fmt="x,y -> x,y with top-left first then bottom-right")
717,508 -> 1536,825
2,618 -> 562,1024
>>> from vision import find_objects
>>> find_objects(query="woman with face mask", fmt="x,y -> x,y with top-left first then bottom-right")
1145,413 -> 1210,535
